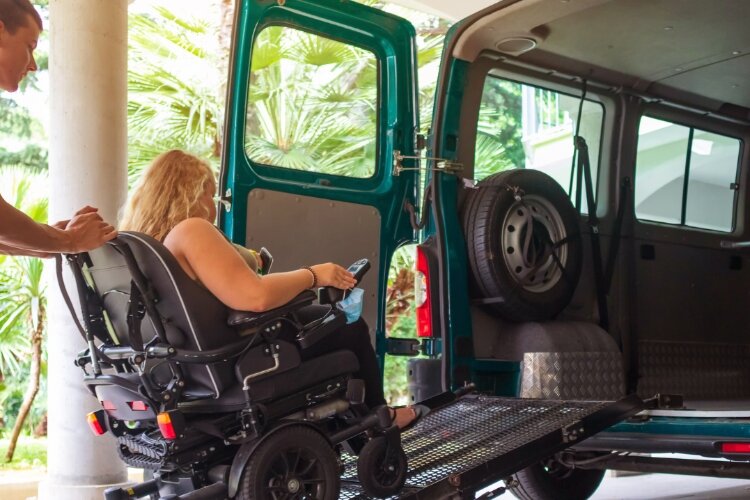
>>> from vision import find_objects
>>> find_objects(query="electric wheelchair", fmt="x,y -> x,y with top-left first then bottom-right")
56,232 -> 407,499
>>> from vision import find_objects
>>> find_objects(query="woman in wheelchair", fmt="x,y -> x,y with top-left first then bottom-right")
120,149 -> 418,430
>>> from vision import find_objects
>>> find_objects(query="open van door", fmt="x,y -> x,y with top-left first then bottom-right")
219,0 -> 420,345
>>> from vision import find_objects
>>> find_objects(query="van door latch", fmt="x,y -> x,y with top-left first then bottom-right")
386,337 -> 420,356
392,150 -> 463,176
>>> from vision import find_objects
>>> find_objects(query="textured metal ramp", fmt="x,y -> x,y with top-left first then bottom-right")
340,393 -> 643,499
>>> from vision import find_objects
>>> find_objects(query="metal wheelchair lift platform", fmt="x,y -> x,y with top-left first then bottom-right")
341,392 -> 644,499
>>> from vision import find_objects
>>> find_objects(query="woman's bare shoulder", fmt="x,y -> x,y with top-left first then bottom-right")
172,217 -> 217,233
164,218 -> 224,252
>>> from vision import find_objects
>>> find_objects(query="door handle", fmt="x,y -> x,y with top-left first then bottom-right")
720,240 -> 750,249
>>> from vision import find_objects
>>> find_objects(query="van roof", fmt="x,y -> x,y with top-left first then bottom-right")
453,0 -> 750,119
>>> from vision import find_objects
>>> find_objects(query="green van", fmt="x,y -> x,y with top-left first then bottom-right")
220,0 -> 750,498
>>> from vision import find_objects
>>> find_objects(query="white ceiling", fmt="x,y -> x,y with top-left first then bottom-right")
388,0 -> 498,21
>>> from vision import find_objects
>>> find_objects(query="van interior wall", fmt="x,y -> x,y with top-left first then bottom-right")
459,50 -> 750,409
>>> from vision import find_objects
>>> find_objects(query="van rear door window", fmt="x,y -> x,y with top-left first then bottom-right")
245,26 -> 378,178
475,75 -> 605,212
635,116 -> 741,232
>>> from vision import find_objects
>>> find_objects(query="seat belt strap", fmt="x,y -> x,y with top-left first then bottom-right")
604,177 -> 631,294
576,135 -> 609,330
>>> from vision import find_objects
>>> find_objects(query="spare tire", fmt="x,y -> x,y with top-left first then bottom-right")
461,169 -> 582,322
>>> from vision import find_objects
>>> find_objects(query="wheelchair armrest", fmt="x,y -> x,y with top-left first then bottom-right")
227,290 -> 317,329
297,308 -> 347,349
171,337 -> 256,364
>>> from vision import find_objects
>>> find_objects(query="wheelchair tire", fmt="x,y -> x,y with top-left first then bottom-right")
237,425 -> 340,500
357,436 -> 408,498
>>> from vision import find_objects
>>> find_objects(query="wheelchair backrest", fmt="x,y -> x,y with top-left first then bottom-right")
79,231 -> 238,397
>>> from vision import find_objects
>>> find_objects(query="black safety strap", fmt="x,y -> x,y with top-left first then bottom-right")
576,135 -> 609,330
126,281 -> 146,352
114,240 -> 168,343
604,177 -> 631,294
55,254 -> 88,341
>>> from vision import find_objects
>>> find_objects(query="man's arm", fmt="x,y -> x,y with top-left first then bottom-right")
0,195 -> 117,255
0,242 -> 52,258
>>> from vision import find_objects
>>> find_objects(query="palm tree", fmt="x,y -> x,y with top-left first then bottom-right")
245,26 -> 378,177
127,6 -> 224,179
0,179 -> 48,462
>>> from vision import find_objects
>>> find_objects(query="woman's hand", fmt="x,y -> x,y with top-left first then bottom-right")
311,263 -> 357,289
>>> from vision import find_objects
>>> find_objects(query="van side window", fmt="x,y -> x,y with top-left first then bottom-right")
635,116 -> 741,232
475,75 -> 605,211
245,26 -> 378,178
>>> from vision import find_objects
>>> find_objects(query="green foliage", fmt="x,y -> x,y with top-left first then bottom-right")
127,6 -> 223,180
0,437 -> 46,470
474,76 -> 524,179
383,245 -> 419,405
246,26 -> 378,177
0,180 -> 47,436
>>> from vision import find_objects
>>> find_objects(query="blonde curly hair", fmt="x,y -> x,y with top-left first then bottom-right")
120,150 -> 215,241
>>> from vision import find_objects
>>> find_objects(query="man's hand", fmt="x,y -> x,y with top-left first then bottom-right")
63,207 -> 117,253
52,205 -> 99,230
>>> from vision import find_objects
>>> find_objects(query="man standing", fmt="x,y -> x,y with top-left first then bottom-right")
0,0 -> 116,256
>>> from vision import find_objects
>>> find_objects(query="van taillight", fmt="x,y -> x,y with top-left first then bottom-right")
721,442 -> 750,453
416,246 -> 432,338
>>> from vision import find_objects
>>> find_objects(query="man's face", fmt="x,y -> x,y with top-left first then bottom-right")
0,15 -> 40,92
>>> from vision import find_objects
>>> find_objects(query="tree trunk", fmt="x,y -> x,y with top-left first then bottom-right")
213,0 -> 235,158
5,303 -> 44,462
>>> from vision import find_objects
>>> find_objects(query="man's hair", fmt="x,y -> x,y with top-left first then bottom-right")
0,0 -> 43,34
119,150 -> 216,242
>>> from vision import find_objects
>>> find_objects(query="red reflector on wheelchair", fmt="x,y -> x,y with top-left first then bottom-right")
157,411 -> 185,440
86,410 -> 107,436
127,401 -> 149,411
721,442 -> 750,453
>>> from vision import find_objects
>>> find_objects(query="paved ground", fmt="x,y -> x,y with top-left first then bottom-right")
593,473 -> 750,499
2,469 -> 750,499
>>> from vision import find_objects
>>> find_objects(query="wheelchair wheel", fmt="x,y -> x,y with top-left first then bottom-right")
357,436 -> 408,498
237,425 -> 340,500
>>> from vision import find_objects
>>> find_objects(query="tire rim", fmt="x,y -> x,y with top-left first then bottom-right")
374,447 -> 402,488
264,446 -> 327,499
501,194 -> 569,293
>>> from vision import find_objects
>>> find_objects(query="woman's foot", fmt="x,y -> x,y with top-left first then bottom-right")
390,406 -> 418,429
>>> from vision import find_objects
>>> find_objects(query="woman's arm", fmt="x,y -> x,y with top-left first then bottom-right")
164,218 -> 355,312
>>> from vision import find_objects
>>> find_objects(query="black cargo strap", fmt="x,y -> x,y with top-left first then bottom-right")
575,135 -> 609,331
569,78 -> 609,330
55,253 -> 88,341
604,177 -> 631,295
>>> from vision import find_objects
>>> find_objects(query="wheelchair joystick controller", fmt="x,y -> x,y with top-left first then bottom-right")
319,258 -> 370,304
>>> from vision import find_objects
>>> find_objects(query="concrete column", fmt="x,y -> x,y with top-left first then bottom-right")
39,1 -> 130,498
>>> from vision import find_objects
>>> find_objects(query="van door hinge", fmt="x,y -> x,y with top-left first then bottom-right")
218,188 -> 232,212
392,150 -> 463,177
